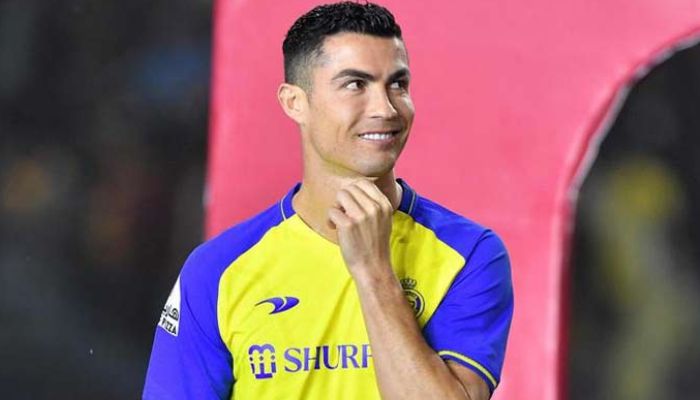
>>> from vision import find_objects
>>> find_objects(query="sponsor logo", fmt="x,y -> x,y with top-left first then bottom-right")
158,276 -> 181,336
400,278 -> 425,317
255,296 -> 300,314
247,343 -> 372,380
248,344 -> 277,379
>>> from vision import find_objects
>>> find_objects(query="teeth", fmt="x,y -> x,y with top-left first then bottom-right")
360,132 -> 395,140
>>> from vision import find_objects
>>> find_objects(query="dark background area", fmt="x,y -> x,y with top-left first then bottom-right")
1,1 -> 211,398
1,1 -> 699,398
569,43 -> 700,399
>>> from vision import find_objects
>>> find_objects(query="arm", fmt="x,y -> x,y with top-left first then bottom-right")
329,180 -> 507,400
143,246 -> 233,399
353,267 -> 491,400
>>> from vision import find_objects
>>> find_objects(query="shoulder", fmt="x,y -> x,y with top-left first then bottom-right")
179,202 -> 285,288
410,194 -> 507,264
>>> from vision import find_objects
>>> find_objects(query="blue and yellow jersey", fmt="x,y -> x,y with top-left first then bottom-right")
143,180 -> 513,399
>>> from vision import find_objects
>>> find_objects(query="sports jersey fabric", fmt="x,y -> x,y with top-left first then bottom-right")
143,179 -> 513,399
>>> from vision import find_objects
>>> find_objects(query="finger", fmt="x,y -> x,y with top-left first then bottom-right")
328,206 -> 352,229
353,179 -> 391,204
332,199 -> 346,213
344,184 -> 382,217
335,188 -> 365,219
352,180 -> 393,212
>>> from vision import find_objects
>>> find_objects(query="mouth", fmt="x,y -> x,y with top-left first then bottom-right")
357,130 -> 401,142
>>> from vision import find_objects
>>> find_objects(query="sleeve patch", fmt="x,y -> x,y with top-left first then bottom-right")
158,276 -> 181,336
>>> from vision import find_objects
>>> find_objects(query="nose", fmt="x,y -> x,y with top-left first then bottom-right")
368,86 -> 399,120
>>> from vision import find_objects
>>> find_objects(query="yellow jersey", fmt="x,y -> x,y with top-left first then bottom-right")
144,180 -> 513,399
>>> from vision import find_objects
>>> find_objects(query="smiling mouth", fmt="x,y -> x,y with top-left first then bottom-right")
358,130 -> 400,141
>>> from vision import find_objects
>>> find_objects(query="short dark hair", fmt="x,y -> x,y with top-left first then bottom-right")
282,1 -> 403,90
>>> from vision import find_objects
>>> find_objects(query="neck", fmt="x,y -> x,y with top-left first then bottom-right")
292,169 -> 402,243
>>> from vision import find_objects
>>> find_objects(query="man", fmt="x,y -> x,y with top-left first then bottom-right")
143,2 -> 513,399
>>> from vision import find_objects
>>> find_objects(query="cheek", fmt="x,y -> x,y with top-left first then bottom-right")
307,98 -> 335,131
319,98 -> 365,131
397,96 -> 415,121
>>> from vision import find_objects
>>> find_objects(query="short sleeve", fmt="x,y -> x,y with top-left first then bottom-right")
422,230 -> 514,393
143,246 -> 233,399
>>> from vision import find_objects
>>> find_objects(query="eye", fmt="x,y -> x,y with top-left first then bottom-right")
345,80 -> 365,90
389,79 -> 409,90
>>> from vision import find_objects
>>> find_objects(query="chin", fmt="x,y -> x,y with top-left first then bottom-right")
352,160 -> 397,178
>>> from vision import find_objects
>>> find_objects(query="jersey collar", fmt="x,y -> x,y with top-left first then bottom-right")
279,183 -> 300,220
279,179 -> 417,220
396,178 -> 417,216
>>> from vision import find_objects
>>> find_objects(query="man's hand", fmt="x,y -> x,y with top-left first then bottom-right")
327,179 -> 395,278
326,179 -> 490,400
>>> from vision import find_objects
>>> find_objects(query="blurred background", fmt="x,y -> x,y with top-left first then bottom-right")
0,0 -> 210,398
569,42 -> 700,399
0,1 -> 698,399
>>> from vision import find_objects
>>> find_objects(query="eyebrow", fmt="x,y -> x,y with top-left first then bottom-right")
331,67 -> 411,83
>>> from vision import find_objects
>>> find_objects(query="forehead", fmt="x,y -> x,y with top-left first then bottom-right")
315,33 -> 408,75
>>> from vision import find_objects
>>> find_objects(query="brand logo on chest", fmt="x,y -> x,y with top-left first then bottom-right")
247,343 -> 372,380
255,296 -> 300,314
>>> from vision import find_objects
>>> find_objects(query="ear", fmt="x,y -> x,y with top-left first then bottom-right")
277,83 -> 308,125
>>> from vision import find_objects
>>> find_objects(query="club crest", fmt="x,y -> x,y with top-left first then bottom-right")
400,278 -> 425,318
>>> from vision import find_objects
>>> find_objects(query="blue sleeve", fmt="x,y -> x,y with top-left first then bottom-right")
423,231 -> 514,393
143,245 -> 233,399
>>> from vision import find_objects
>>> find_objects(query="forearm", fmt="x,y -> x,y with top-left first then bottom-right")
353,265 -> 472,400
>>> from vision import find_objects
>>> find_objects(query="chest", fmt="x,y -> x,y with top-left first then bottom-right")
216,220 -> 465,397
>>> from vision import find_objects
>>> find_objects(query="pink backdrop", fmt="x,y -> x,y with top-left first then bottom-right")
206,1 -> 700,398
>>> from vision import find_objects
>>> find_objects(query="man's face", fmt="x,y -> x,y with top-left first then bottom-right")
301,33 -> 414,178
